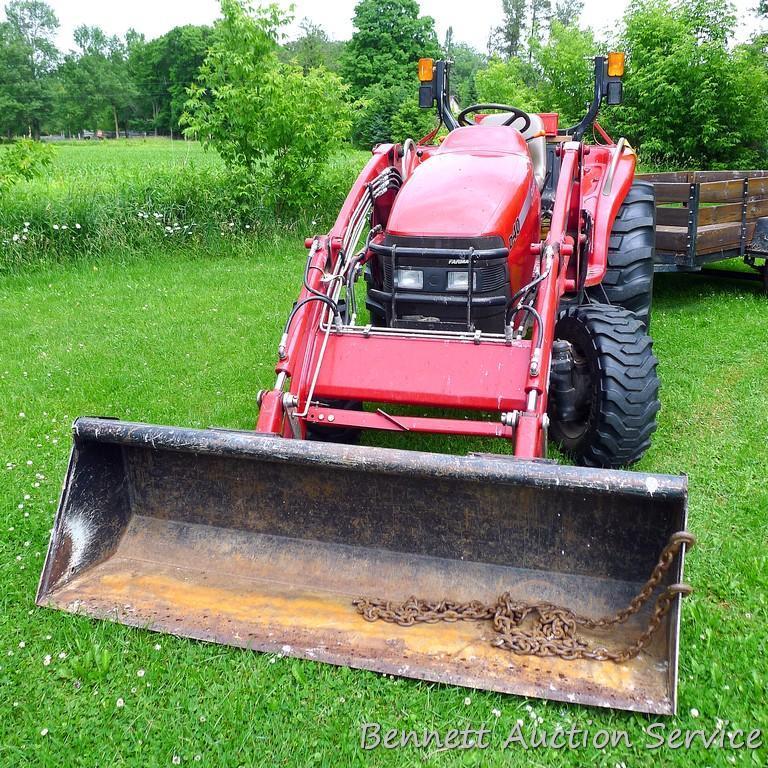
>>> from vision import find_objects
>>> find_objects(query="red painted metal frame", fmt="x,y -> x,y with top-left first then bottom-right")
305,406 -> 515,439
313,334 -> 530,411
256,133 -> 635,459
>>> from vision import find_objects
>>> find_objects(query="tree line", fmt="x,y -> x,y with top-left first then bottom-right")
1,0 -> 767,168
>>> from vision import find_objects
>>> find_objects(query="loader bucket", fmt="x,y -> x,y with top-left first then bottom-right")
38,418 -> 689,715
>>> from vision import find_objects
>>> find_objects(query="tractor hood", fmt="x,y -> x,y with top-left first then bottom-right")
386,126 -> 536,243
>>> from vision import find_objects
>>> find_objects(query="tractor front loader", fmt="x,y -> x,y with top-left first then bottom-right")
39,55 -> 692,715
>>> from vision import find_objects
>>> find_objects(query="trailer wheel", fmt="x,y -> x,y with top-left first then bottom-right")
548,304 -> 660,468
306,400 -> 363,444
588,181 -> 656,328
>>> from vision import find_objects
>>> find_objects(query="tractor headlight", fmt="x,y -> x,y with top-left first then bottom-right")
394,269 -> 423,290
447,271 -> 477,291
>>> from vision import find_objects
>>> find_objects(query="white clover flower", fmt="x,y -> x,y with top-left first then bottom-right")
40,728 -> 49,737
492,708 -> 501,718
464,696 -> 471,706
116,698 -> 125,708
690,708 -> 700,718
137,669 -> 145,677
172,756 -> 181,765
58,651 -> 66,659
154,643 -> 161,651
43,654 -> 51,666
12,234 -> 19,242
75,223 -> 81,229
18,641 -> 25,648
53,224 -> 59,230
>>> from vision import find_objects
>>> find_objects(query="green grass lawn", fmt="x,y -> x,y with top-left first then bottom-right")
1,141 -> 767,767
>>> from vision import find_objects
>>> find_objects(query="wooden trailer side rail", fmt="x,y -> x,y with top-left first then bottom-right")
636,171 -> 768,278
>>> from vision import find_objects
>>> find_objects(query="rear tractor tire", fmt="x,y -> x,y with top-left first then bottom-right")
548,304 -> 660,468
587,180 -> 656,329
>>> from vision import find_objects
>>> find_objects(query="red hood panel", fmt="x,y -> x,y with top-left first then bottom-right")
387,126 -> 535,241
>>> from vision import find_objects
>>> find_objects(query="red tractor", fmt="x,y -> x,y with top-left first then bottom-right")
256,55 -> 659,467
39,55 -> 693,715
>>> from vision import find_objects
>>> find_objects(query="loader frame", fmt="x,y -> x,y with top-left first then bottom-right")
257,135 -> 636,456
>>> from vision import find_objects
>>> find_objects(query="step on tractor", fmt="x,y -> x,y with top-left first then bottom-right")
38,55 -> 694,714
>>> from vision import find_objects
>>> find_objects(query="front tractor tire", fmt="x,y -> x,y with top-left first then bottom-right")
548,304 -> 660,468
588,181 -> 656,328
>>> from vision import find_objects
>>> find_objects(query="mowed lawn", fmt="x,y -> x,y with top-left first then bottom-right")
0,142 -> 767,767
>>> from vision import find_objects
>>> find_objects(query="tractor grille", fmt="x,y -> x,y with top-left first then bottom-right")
477,262 -> 508,292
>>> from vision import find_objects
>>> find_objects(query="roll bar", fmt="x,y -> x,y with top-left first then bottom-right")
420,56 -> 623,141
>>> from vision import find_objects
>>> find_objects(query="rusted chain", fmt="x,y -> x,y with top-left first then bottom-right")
353,531 -> 695,663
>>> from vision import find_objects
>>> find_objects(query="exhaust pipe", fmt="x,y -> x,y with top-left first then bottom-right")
38,417 -> 690,714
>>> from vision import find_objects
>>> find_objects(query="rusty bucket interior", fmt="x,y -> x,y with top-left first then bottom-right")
38,417 -> 689,715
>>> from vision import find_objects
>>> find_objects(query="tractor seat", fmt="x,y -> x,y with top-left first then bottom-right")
477,112 -> 547,191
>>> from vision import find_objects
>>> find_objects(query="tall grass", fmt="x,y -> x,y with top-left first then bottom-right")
0,139 -> 367,273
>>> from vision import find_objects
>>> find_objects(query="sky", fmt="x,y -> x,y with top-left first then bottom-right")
4,0 -> 764,52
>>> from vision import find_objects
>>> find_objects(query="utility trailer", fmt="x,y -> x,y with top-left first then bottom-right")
638,170 -> 768,290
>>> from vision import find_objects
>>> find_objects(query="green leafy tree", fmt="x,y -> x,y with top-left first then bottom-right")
280,18 -> 345,74
527,0 -> 552,61
55,26 -> 137,136
552,0 -> 584,26
533,21 -> 596,124
0,136 -> 54,191
449,42 -> 486,107
488,0 -> 528,59
0,22 -> 29,137
389,90 -> 435,143
0,0 -> 59,138
607,0 -> 768,168
342,0 -> 439,147
340,0 -> 439,91
474,57 -> 542,111
126,26 -> 212,136
183,0 -> 352,213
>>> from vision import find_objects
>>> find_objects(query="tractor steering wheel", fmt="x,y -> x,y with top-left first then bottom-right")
456,103 -> 532,133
